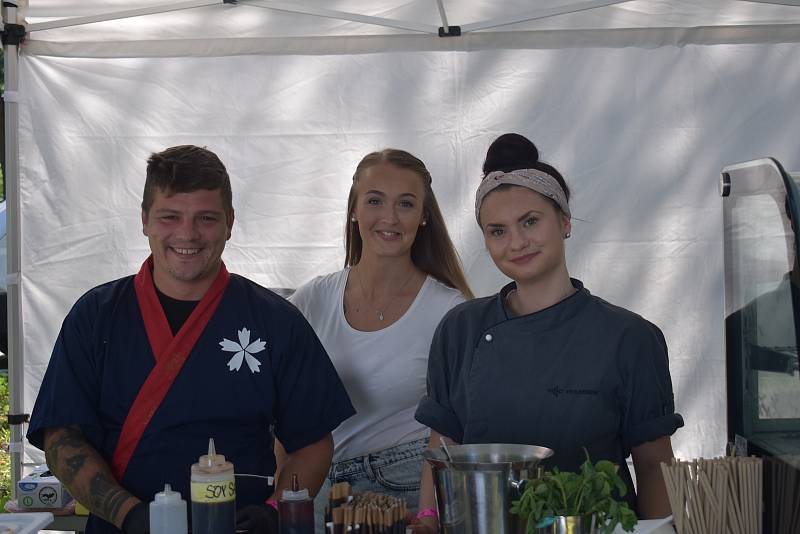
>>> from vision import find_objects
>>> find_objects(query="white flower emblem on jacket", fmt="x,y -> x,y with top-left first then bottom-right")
219,327 -> 266,373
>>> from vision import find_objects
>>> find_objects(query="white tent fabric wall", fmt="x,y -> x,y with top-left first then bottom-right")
12,1 -> 800,472
18,42 -> 800,467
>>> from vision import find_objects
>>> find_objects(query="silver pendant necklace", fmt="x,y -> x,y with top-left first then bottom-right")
355,266 -> 417,321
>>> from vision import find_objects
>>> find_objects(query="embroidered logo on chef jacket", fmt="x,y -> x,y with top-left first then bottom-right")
547,385 -> 599,398
219,327 -> 266,373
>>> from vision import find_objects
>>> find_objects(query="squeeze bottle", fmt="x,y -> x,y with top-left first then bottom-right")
190,438 -> 236,534
278,474 -> 314,534
149,484 -> 188,534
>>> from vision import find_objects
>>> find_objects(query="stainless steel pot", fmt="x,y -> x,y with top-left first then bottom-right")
423,443 -> 554,534
539,514 -> 597,534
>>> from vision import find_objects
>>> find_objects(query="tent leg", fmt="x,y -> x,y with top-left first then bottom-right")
3,0 -> 26,497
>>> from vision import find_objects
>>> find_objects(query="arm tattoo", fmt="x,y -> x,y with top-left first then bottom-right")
63,453 -> 88,484
44,427 -> 85,474
45,427 -> 137,526
89,473 -> 130,524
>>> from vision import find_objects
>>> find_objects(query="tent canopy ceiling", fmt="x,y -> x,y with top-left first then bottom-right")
21,0 -> 800,46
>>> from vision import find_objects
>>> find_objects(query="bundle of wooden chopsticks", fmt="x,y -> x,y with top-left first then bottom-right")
326,482 -> 407,533
660,456 -> 762,534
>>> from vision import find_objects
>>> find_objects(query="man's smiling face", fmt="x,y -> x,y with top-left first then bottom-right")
142,187 -> 233,300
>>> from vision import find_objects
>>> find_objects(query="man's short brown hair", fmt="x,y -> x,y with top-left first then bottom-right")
142,145 -> 233,215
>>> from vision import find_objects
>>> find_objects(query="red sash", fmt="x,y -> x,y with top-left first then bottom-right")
110,256 -> 230,480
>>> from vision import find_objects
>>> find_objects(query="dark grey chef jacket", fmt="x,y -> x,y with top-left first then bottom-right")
415,279 -> 683,512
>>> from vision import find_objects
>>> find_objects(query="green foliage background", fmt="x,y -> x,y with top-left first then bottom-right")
0,375 -> 11,511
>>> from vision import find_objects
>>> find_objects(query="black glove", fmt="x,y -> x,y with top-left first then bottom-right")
121,501 -> 150,534
235,503 -> 279,534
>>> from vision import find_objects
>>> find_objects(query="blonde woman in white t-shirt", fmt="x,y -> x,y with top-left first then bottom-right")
280,148 -> 472,524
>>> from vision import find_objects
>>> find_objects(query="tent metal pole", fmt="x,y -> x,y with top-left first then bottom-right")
2,0 -> 25,496
240,0 -> 439,34
435,0 -> 450,34
27,0 -> 226,33
461,0 -> 631,32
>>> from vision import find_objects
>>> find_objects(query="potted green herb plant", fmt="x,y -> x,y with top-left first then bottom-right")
510,455 -> 638,534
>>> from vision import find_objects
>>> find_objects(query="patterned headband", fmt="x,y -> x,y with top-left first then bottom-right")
475,168 -> 571,224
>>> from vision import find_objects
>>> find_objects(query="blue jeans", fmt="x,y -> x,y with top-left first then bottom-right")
314,438 -> 427,531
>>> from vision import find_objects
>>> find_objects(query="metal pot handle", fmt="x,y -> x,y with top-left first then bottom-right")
509,466 -> 544,497
510,477 -> 527,495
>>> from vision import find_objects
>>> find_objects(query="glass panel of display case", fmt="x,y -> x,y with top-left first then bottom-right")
722,158 -> 800,435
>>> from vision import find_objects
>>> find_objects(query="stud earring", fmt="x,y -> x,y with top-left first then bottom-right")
564,232 -> 571,238
421,220 -> 427,227
350,216 -> 357,223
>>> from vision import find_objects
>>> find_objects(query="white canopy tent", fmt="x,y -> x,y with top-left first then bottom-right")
4,0 -> 800,490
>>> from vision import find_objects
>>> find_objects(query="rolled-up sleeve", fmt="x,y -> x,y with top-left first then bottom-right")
619,322 -> 683,453
415,317 -> 465,443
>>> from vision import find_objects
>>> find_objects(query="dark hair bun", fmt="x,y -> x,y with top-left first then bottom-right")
480,133 -> 571,203
482,133 -> 539,175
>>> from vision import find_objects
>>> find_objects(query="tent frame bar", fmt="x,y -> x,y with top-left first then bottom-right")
239,0 -> 439,34
435,0 -> 451,34
461,0 -> 632,32
26,0 -> 229,33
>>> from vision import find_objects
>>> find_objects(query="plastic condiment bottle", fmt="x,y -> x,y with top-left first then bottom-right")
278,474 -> 314,534
149,484 -> 188,534
190,438 -> 236,534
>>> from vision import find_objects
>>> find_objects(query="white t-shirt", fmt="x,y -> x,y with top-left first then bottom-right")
290,267 -> 465,461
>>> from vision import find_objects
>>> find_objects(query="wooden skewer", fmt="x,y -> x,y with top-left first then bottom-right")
757,457 -> 763,534
746,459 -> 753,533
699,470 -> 719,534
689,462 -> 704,534
719,461 -> 724,530
739,458 -> 753,532
333,506 -> 345,534
661,462 -> 683,534
744,460 -> 752,533
728,461 -> 745,534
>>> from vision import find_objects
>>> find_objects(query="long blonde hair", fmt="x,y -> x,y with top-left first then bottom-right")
344,149 -> 474,299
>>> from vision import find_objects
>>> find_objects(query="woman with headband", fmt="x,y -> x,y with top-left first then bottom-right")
413,134 -> 682,531
286,149 -> 473,522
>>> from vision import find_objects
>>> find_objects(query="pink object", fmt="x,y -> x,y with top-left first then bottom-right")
265,498 -> 278,510
416,507 -> 439,520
